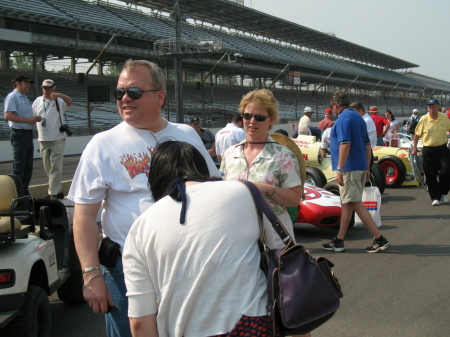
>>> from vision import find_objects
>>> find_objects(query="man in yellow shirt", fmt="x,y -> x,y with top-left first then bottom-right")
412,99 -> 450,206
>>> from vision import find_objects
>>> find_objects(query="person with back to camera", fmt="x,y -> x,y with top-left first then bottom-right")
123,140 -> 303,336
32,79 -> 73,200
68,59 -> 219,337
412,98 -> 450,206
215,113 -> 246,163
220,89 -> 303,251
383,110 -> 400,147
369,106 -> 390,146
317,108 -> 334,131
322,91 -> 391,253
4,75 -> 42,196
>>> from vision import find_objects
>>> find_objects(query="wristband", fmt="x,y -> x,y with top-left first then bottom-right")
336,168 -> 344,172
82,266 -> 101,274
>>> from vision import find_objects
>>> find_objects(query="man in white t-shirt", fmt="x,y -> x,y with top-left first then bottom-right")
350,101 -> 377,148
298,106 -> 313,126
215,113 -> 246,163
32,79 -> 72,200
68,60 -> 219,337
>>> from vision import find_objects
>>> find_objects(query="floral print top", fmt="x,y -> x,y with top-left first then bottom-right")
220,135 -> 302,215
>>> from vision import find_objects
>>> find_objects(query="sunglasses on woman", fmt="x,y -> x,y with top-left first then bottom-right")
242,113 -> 269,122
113,87 -> 160,100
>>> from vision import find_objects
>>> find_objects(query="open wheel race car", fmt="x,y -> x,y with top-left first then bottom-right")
293,134 -> 419,189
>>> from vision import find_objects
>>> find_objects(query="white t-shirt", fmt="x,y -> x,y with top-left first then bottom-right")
362,113 -> 377,148
32,97 -> 68,141
68,120 -> 220,249
215,123 -> 246,156
383,119 -> 399,143
298,115 -> 312,126
123,181 -> 270,337
321,127 -> 331,150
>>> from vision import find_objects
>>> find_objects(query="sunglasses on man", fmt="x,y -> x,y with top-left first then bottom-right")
242,113 -> 269,122
113,87 -> 161,100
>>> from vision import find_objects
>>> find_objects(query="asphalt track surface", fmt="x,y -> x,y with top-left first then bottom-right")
1,156 -> 450,337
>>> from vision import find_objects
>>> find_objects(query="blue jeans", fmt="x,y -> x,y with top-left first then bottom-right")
376,136 -> 384,146
10,129 -> 34,195
102,255 -> 132,337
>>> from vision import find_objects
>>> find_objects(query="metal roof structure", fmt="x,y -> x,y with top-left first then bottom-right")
126,0 -> 418,70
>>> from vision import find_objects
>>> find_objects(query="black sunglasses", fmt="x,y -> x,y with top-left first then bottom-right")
113,87 -> 160,100
242,113 -> 269,122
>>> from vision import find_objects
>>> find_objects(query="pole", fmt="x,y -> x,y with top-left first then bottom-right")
84,34 -> 116,135
174,0 -> 184,124
268,64 -> 289,89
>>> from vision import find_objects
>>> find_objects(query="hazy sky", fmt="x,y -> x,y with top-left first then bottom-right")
244,0 -> 450,82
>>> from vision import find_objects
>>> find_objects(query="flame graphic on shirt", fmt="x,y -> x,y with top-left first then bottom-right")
119,146 -> 153,178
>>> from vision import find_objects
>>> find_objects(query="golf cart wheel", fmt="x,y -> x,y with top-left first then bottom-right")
2,285 -> 51,337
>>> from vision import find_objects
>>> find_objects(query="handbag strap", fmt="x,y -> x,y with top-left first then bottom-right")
241,180 -> 293,245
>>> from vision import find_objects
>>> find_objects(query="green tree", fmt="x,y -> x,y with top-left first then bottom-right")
10,51 -> 33,70
104,64 -> 121,76
58,66 -> 71,73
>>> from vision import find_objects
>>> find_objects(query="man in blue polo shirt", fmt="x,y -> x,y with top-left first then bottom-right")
323,91 -> 391,253
4,75 -> 42,195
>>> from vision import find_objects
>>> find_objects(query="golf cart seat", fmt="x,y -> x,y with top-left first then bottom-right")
0,175 -> 35,244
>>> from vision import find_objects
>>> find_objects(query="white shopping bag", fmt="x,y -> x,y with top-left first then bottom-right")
354,183 -> 382,227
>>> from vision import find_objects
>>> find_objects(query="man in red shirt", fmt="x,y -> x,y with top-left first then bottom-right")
369,106 -> 389,146
317,108 -> 334,131
446,107 -> 450,120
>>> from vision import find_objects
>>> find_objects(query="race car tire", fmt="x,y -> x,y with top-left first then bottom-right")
305,166 -> 327,187
2,285 -> 51,337
323,181 -> 355,227
370,163 -> 386,195
377,155 -> 407,188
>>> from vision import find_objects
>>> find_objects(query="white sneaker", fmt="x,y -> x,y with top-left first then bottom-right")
432,200 -> 440,206
441,195 -> 448,204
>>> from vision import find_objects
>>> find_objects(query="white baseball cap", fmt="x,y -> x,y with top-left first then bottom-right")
304,107 -> 313,113
41,79 -> 55,88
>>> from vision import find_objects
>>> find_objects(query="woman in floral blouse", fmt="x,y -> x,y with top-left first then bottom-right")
220,89 -> 303,249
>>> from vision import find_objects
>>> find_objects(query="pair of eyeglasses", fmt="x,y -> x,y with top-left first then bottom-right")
242,113 -> 269,122
42,86 -> 53,89
113,88 -> 160,100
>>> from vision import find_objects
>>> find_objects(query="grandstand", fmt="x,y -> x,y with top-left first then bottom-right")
1,0 -> 450,140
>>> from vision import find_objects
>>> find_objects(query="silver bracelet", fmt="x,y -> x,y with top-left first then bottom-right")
82,266 -> 101,274
82,273 -> 103,291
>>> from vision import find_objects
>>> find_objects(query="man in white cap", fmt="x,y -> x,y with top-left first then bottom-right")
32,79 -> 73,200
411,109 -> 420,123
298,106 -> 313,127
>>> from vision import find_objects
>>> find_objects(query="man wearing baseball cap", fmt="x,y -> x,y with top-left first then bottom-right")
317,108 -> 334,131
412,99 -> 450,206
32,79 -> 73,200
189,117 -> 217,163
4,75 -> 41,195
298,106 -> 313,127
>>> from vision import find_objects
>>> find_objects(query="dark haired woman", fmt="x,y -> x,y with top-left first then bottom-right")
122,141 -> 292,337
383,110 -> 400,146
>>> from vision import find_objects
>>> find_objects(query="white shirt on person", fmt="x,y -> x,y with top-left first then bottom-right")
362,113 -> 377,148
32,96 -> 68,141
215,123 -> 246,157
68,120 -> 220,249
123,181 -> 271,337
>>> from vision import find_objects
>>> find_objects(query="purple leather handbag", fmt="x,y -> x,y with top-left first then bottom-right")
242,181 -> 343,335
